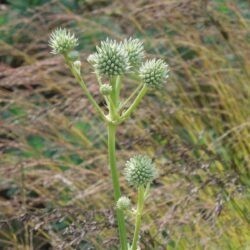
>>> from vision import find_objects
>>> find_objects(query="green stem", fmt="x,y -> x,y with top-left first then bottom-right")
110,76 -> 120,108
131,186 -> 145,250
115,76 -> 121,107
108,96 -> 119,120
108,123 -> 128,250
120,85 -> 148,123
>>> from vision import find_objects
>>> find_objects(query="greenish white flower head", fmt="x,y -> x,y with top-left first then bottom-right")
100,84 -> 112,96
125,155 -> 157,188
116,196 -> 131,210
123,38 -> 144,68
49,28 -> 78,55
139,59 -> 169,88
88,38 -> 130,77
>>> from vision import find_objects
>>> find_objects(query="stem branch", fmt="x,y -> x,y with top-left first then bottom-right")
131,186 -> 145,250
65,59 -> 107,122
118,83 -> 143,112
120,85 -> 147,123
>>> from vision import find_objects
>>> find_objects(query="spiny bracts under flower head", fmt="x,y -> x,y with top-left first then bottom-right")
49,28 -> 78,55
124,155 -> 157,188
139,59 -> 169,88
100,84 -> 112,96
88,38 -> 130,77
116,196 -> 131,210
123,38 -> 144,68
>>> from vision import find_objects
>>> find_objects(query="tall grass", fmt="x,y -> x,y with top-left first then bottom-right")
0,0 -> 249,249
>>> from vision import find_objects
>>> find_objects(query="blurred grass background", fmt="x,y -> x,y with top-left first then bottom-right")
0,0 -> 249,249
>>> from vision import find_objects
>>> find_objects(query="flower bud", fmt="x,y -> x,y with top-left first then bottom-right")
122,38 -> 144,68
49,28 -> 78,55
139,59 -> 169,88
116,196 -> 131,210
68,50 -> 80,61
124,155 -> 157,188
100,84 -> 112,96
88,38 -> 130,77
73,60 -> 81,73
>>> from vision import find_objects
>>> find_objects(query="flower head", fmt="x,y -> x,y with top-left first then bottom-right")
49,28 -> 78,55
88,38 -> 130,77
122,38 -> 144,68
139,59 -> 169,88
124,155 -> 157,188
116,196 -> 131,210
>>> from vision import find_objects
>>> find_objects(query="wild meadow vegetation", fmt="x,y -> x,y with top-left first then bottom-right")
0,0 -> 250,249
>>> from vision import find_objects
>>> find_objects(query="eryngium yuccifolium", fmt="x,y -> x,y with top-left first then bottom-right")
88,39 -> 130,77
139,59 -> 169,88
125,155 -> 157,188
49,28 -> 78,55
122,38 -> 144,67
100,84 -> 112,96
116,196 -> 131,210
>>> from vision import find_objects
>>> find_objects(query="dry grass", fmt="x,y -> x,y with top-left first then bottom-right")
0,0 -> 249,249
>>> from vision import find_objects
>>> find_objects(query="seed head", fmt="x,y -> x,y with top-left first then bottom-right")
116,196 -> 131,210
122,38 -> 144,68
139,59 -> 169,88
49,28 -> 78,55
88,38 -> 130,77
100,84 -> 112,96
124,155 -> 157,188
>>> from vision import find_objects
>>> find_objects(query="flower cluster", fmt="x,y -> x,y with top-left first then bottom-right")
88,37 -> 146,77
49,28 -> 78,55
49,29 -> 169,88
88,39 -> 130,77
139,59 -> 169,88
124,155 -> 157,188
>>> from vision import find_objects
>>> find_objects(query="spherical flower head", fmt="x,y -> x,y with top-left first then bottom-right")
100,84 -> 112,96
116,196 -> 131,210
49,28 -> 78,55
139,59 -> 169,88
122,38 -> 144,68
124,155 -> 157,188
88,38 -> 130,77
